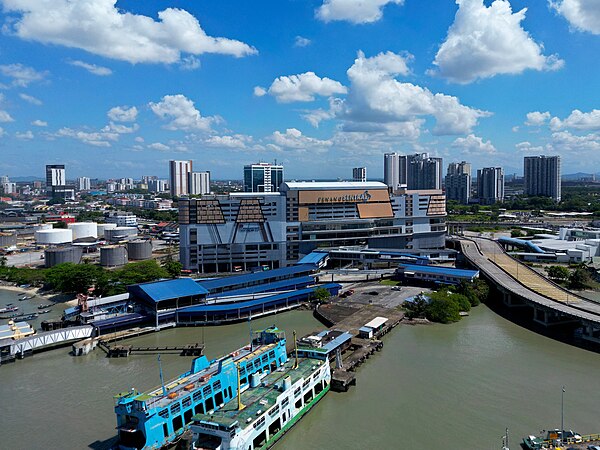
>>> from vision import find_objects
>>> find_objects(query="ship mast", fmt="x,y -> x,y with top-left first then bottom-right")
237,364 -> 245,411
293,330 -> 299,369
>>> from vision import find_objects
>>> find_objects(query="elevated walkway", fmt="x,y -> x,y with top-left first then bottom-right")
1,325 -> 95,359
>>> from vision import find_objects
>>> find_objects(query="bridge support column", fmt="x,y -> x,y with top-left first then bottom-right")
580,324 -> 600,344
533,306 -> 579,327
501,290 -> 526,307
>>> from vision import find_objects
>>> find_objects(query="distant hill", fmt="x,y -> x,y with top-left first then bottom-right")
562,172 -> 598,181
10,176 -> 45,182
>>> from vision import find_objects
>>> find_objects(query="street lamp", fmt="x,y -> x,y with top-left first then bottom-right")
561,386 -> 566,446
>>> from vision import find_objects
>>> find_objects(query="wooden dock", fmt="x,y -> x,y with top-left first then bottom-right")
99,341 -> 204,358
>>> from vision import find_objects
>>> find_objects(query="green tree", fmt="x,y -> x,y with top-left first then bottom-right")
569,267 -> 595,289
545,265 -> 570,281
403,294 -> 429,319
161,254 -> 183,278
114,260 -> 169,286
511,229 -> 524,238
425,293 -> 461,324
45,263 -> 106,293
312,287 -> 331,303
0,256 -> 6,268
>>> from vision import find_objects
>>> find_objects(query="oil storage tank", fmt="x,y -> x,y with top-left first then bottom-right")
105,226 -> 137,243
0,232 -> 17,248
45,246 -> 83,268
68,222 -> 98,240
100,245 -> 127,267
97,223 -> 117,238
35,228 -> 73,245
127,239 -> 152,260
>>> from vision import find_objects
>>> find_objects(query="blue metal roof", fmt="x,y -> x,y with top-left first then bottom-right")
208,276 -> 313,298
297,251 -> 329,265
132,278 -> 209,302
179,283 -> 341,314
399,264 -> 479,278
197,265 -> 317,292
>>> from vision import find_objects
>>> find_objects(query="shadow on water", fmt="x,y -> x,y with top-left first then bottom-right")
88,435 -> 119,450
484,288 -> 600,356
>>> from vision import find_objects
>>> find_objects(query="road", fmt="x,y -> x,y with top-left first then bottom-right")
460,237 -> 600,323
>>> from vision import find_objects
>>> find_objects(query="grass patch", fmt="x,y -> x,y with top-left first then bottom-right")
379,279 -> 400,286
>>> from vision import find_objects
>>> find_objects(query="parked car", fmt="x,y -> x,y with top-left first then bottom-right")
391,286 -> 402,291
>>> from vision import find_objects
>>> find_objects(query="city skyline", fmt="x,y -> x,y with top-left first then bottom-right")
0,1 -> 598,179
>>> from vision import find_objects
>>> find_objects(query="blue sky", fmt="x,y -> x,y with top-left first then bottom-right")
0,0 -> 598,180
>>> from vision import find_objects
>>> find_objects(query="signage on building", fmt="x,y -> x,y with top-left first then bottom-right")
299,188 -> 390,204
317,190 -> 372,204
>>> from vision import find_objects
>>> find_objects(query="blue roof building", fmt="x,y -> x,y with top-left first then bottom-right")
395,264 -> 479,285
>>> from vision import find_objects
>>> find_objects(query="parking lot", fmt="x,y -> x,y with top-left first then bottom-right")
335,282 -> 431,309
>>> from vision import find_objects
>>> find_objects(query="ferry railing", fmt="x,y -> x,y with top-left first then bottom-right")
539,433 -> 600,446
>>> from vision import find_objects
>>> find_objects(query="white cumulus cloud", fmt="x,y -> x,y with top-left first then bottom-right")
2,0 -> 257,64
31,119 -> 47,127
550,0 -> 600,34
341,51 -> 490,135
525,111 -> 551,126
0,110 -> 14,123
451,134 -> 496,154
69,60 -> 112,76
148,142 -> 170,151
56,127 -> 118,147
271,128 -> 332,152
149,94 -> 216,131
107,106 -> 138,122
19,93 -> 42,105
15,130 -> 33,140
0,63 -> 47,87
257,72 -> 347,103
432,0 -> 564,84
204,135 -> 252,149
294,36 -> 312,47
316,0 -> 405,24
550,109 -> 600,131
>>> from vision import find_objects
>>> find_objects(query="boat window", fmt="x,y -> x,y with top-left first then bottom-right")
213,381 -> 222,391
203,385 -> 212,396
282,398 -> 289,407
172,415 -> 183,432
159,409 -> 169,419
293,388 -> 301,397
261,355 -> 268,363
268,405 -> 280,417
193,391 -> 202,402
268,350 -> 275,359
194,403 -> 205,415
162,423 -> 168,438
170,403 -> 180,414
182,396 -> 192,408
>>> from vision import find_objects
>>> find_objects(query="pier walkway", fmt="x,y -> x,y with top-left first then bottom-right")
459,237 -> 600,340
1,325 -> 94,361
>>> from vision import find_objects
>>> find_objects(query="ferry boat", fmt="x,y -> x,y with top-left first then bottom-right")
114,327 -> 289,450
0,305 -> 19,313
190,352 -> 330,450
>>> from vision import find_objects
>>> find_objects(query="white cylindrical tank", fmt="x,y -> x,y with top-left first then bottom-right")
97,223 -> 117,238
105,226 -> 137,242
35,229 -> 73,244
68,222 -> 98,240
33,223 -> 53,232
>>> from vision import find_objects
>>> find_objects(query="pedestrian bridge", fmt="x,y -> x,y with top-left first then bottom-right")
4,325 -> 95,358
458,237 -> 600,343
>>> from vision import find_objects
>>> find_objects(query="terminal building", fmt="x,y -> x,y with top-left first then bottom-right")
178,181 -> 447,273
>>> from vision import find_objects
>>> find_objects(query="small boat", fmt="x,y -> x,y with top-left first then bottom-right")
0,306 -> 19,313
38,309 -> 51,314
18,296 -> 32,301
0,313 -> 20,319
13,313 -> 38,321
37,304 -> 52,310
522,429 -> 582,449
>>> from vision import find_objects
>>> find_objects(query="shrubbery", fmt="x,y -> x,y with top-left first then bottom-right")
403,279 -> 490,324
